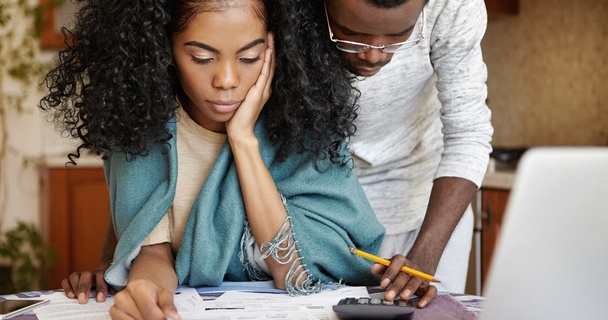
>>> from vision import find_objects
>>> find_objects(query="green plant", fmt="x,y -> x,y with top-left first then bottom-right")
0,221 -> 55,294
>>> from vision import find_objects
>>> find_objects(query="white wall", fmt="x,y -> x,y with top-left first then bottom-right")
2,82 -> 43,231
1,2 -> 96,234
1,50 -> 74,233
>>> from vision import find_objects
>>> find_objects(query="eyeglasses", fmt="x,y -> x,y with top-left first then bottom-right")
324,4 -> 425,54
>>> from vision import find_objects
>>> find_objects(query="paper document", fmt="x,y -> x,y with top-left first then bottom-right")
6,284 -> 369,319
32,286 -> 203,319
183,286 -> 369,320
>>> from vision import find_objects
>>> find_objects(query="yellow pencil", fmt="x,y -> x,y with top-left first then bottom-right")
349,247 -> 441,283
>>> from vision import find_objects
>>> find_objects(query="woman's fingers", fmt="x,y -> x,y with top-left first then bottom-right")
111,280 -> 179,320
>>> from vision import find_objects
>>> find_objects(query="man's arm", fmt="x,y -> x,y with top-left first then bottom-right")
61,211 -> 117,303
372,177 -> 476,307
406,176 -> 476,277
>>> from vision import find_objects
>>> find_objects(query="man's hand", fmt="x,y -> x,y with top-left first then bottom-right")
63,210 -> 119,304
371,254 -> 437,308
61,265 -> 114,304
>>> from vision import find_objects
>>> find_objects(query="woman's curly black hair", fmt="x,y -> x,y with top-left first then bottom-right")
39,0 -> 358,168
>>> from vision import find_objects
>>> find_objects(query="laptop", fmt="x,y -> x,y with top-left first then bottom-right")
479,147 -> 608,320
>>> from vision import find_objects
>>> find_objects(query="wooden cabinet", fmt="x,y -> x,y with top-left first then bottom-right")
480,188 -> 510,292
40,167 -> 109,289
485,0 -> 519,15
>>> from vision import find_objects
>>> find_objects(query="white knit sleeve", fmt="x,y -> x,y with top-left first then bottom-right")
431,0 -> 494,186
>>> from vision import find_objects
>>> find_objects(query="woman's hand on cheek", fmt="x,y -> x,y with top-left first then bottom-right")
226,32 -> 275,139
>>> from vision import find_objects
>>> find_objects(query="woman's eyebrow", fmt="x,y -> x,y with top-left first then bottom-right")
185,41 -> 219,53
237,38 -> 266,53
184,39 -> 266,53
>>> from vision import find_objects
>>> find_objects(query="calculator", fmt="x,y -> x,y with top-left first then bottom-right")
332,297 -> 415,320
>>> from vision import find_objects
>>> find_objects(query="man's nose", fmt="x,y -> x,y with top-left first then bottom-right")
356,47 -> 388,65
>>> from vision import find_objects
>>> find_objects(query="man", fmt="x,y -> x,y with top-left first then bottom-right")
324,0 -> 493,306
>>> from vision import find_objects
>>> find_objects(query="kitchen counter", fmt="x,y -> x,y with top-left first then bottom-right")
482,169 -> 516,190
481,158 -> 516,190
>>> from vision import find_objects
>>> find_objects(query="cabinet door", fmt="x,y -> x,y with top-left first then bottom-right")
40,167 -> 109,289
480,188 -> 510,291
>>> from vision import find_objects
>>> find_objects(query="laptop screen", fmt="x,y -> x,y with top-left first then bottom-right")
479,147 -> 608,320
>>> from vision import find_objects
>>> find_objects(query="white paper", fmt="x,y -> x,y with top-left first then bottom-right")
24,285 -> 369,320
33,286 -> 204,320
181,286 -> 369,320
32,292 -> 113,319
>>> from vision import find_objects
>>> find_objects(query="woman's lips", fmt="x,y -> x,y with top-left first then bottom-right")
209,101 -> 241,114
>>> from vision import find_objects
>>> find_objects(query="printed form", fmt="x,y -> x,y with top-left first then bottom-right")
26,284 -> 370,320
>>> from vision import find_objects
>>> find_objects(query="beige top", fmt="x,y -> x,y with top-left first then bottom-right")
142,107 -> 226,253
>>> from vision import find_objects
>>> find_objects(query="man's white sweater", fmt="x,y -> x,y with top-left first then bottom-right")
350,0 -> 493,235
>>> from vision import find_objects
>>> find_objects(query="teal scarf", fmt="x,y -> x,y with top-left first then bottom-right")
104,117 -> 385,292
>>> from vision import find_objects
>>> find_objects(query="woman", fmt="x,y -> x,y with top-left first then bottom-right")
40,0 -> 385,319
